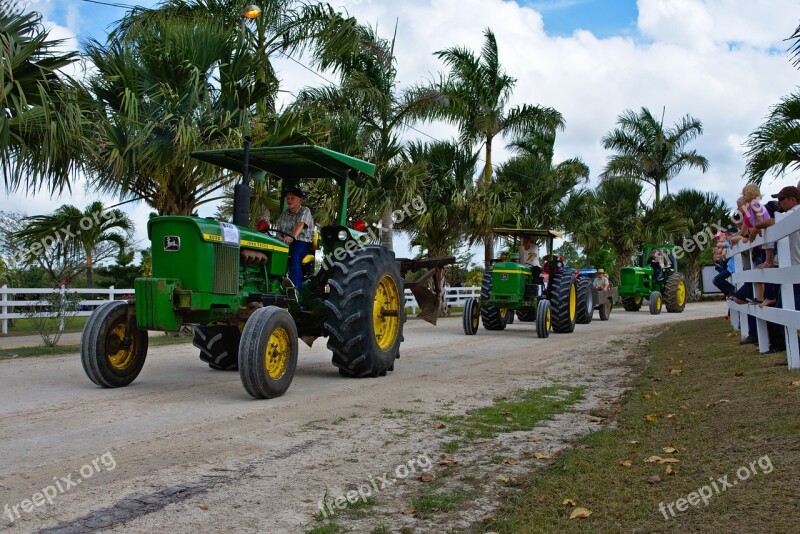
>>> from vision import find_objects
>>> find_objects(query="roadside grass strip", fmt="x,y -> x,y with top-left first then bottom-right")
489,318 -> 800,533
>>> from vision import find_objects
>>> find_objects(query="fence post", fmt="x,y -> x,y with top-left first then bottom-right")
109,285 -> 115,302
58,285 -> 66,332
1,284 -> 7,335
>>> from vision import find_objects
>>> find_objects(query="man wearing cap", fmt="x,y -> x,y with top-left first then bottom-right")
276,186 -> 314,293
593,269 -> 610,291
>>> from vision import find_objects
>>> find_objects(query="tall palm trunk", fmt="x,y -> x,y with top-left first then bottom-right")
483,138 -> 494,267
380,207 -> 393,251
86,251 -> 94,289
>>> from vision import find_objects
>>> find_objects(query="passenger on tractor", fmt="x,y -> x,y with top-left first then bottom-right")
593,269 -> 610,291
520,234 -> 543,283
276,186 -> 314,293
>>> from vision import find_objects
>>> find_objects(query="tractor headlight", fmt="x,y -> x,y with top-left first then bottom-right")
337,230 -> 348,241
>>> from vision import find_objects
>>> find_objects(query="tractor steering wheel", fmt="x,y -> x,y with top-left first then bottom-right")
265,228 -> 295,242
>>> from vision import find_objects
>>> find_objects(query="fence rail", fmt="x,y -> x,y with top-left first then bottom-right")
727,206 -> 800,369
0,285 -> 481,335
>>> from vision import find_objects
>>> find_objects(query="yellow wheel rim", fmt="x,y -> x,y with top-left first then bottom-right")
545,307 -> 551,330
471,302 -> 480,330
635,297 -> 643,306
500,308 -> 507,319
265,326 -> 290,380
569,283 -> 576,320
657,295 -> 662,309
374,274 -> 400,351
677,282 -> 686,306
107,322 -> 137,371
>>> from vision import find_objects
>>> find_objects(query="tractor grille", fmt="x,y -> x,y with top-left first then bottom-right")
213,244 -> 239,294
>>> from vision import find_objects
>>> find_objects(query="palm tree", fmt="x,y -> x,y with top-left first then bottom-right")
662,189 -> 729,300
601,107 -> 708,204
14,202 -> 133,287
743,91 -> 800,186
433,28 -> 565,266
295,24 -> 438,249
0,9 -> 86,194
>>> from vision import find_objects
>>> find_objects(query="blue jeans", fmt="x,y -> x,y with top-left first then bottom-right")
713,270 -> 735,296
288,240 -> 310,292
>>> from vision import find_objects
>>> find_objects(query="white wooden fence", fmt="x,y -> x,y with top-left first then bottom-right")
0,285 -> 481,335
727,206 -> 800,369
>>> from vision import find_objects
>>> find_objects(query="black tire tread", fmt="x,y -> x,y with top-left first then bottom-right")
480,270 -> 506,331
550,273 -> 577,333
664,273 -> 686,313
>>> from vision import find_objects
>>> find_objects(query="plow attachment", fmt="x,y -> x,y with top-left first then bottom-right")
397,256 -> 456,325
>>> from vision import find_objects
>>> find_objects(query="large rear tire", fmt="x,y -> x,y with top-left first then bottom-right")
621,296 -> 643,311
463,297 -> 480,335
516,308 -> 535,322
81,300 -> 148,388
239,306 -> 298,399
649,291 -> 662,315
480,270 -> 507,331
536,299 -> 551,338
575,278 -> 594,324
664,273 -> 687,313
550,273 -> 577,333
324,246 -> 404,377
193,326 -> 241,370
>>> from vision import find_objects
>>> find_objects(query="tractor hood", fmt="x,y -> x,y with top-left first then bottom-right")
191,145 -> 375,186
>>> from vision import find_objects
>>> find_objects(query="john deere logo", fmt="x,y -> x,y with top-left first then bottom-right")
501,273 -> 509,280
164,236 -> 181,251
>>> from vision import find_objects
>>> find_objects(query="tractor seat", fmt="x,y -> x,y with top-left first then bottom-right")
301,231 -> 319,264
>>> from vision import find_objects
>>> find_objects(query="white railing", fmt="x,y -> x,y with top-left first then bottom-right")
727,207 -> 800,369
0,285 -> 481,335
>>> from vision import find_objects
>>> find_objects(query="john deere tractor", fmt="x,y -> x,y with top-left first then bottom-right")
617,244 -> 686,314
462,228 -> 592,338
81,145 -> 452,399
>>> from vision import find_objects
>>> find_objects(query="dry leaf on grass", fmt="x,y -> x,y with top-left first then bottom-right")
569,507 -> 592,519
417,474 -> 435,482
502,458 -> 520,465
717,399 -> 730,404
670,369 -> 682,375
735,372 -> 745,377
531,453 -> 553,460
646,475 -> 662,484
497,474 -> 510,483
480,514 -> 498,523
662,447 -> 677,453
628,440 -> 640,444
660,458 -> 680,464
619,460 -> 633,467
198,504 -> 208,511
645,415 -> 658,423
402,507 -> 416,515
528,437 -> 544,442
644,455 -> 663,463
665,465 -> 675,476
679,404 -> 690,410
666,413 -> 677,419
562,498 -> 576,506
432,422 -> 446,429
790,381 -> 800,387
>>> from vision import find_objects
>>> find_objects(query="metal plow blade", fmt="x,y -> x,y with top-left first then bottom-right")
407,282 -> 442,326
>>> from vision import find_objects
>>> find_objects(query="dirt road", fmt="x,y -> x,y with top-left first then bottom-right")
0,302 -> 725,533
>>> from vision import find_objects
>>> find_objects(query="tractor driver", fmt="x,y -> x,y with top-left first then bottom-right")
520,234 -> 543,283
276,186 -> 314,293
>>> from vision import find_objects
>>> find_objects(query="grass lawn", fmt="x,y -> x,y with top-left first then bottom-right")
489,318 -> 800,533
0,333 -> 193,360
0,316 -> 89,336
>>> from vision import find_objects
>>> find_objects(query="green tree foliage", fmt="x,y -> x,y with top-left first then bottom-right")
601,107 -> 708,203
743,91 -> 800,186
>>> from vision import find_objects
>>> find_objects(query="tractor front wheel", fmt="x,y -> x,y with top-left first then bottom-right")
324,245 -> 404,377
576,278 -> 594,324
81,300 -> 148,388
463,298 -> 480,335
238,306 -> 298,399
664,273 -> 687,313
621,296 -> 643,311
480,270 -> 507,331
550,273 -> 578,333
536,299 -> 551,338
599,296 -> 613,321
649,291 -> 662,315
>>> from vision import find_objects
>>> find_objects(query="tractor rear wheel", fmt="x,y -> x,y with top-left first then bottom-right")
324,245 -> 404,377
480,270 -> 507,331
649,291 -> 662,315
463,297 -> 480,335
238,306 -> 298,399
664,273 -> 687,313
550,273 -> 578,333
621,296 -> 643,311
506,309 -> 515,325
536,299 -> 551,338
516,308 -> 535,322
576,278 -> 594,324
81,300 -> 148,388
193,326 -> 241,370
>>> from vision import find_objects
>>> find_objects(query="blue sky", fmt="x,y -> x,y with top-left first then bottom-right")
13,0 -> 800,262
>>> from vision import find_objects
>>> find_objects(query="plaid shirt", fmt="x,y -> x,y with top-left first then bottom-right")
276,206 -> 313,242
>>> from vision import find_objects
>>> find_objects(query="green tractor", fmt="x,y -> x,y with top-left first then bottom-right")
617,244 -> 687,314
462,228 -> 593,338
81,145 -> 452,399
